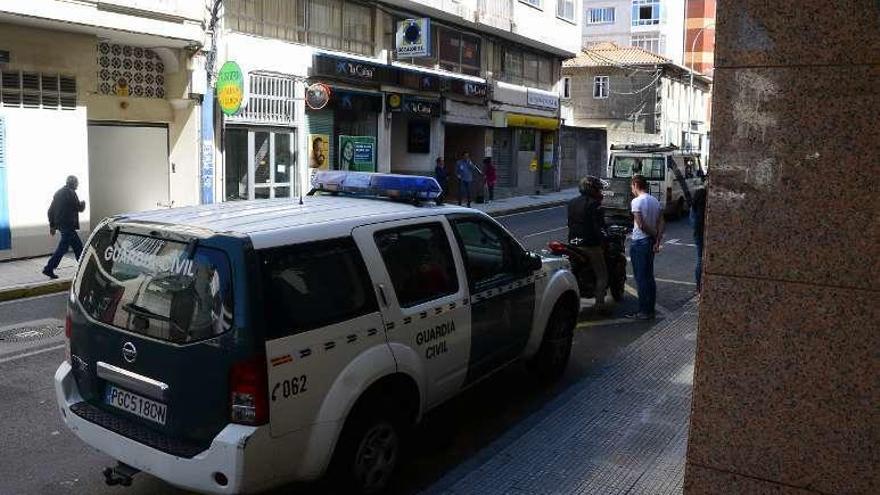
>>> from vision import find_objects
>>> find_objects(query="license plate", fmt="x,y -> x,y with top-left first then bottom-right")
104,384 -> 167,426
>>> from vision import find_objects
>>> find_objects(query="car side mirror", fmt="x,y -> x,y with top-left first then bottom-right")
523,251 -> 543,272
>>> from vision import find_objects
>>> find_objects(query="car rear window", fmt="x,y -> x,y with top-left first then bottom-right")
75,226 -> 234,344
612,156 -> 665,180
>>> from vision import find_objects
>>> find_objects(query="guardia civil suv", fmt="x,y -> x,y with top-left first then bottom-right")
55,172 -> 579,494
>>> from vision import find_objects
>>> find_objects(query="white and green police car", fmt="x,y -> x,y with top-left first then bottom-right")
55,172 -> 579,494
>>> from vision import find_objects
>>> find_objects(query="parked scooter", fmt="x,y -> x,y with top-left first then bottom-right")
548,224 -> 628,302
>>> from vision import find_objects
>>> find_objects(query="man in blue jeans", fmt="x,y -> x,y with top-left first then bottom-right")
43,175 -> 86,279
626,175 -> 664,320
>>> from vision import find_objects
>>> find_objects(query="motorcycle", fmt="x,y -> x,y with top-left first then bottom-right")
548,223 -> 629,303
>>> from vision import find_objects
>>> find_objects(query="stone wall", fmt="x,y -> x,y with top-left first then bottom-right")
684,1 -> 880,494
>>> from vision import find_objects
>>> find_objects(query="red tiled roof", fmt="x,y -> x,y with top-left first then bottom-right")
564,42 -> 671,68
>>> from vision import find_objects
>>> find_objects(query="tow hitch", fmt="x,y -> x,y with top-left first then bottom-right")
103,462 -> 140,487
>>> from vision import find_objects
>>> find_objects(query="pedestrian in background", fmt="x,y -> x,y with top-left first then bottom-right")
434,156 -> 447,204
43,175 -> 86,280
690,185 -> 707,294
483,157 -> 497,202
456,151 -> 476,207
626,175 -> 663,320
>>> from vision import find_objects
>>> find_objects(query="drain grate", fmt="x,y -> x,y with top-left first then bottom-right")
0,318 -> 65,343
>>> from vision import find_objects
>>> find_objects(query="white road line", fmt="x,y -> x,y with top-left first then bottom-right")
494,205 -> 565,219
0,344 -> 65,365
522,226 -> 567,239
577,318 -> 641,328
665,239 -> 698,248
656,278 -> 697,286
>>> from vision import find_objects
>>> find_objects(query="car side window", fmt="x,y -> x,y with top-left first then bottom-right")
374,223 -> 459,308
451,217 -> 520,288
259,237 -> 378,339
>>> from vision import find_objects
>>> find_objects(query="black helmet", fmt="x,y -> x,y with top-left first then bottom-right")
578,176 -> 603,195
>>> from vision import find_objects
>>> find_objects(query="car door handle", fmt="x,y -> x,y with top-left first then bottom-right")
377,284 -> 388,307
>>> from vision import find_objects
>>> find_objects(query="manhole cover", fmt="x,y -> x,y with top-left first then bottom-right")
0,318 -> 64,343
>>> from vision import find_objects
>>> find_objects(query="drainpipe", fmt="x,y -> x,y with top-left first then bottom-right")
201,0 -> 223,204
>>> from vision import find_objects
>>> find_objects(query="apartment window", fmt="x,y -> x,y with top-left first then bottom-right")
556,0 -> 575,21
586,7 -> 615,24
439,28 -> 482,76
631,34 -> 662,54
1,71 -> 77,110
225,0 -> 374,56
561,76 -> 572,99
520,0 -> 543,9
632,0 -> 660,26
593,75 -> 609,99
496,45 -> 556,90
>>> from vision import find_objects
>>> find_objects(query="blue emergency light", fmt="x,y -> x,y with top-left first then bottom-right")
310,171 -> 442,202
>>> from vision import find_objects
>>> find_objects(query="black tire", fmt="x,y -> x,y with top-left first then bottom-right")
331,402 -> 404,495
610,260 -> 626,302
610,281 -> 625,302
529,302 -> 575,382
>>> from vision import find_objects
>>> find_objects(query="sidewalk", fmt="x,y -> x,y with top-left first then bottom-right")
0,188 -> 579,302
422,300 -> 698,495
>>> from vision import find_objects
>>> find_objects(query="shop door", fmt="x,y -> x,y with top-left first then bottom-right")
87,123 -> 169,226
538,132 -> 556,188
225,128 -> 296,200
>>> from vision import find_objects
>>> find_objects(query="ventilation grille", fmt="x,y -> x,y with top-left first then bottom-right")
0,70 -> 77,110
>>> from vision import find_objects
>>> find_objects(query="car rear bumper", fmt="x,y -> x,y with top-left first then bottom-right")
55,361 -> 270,494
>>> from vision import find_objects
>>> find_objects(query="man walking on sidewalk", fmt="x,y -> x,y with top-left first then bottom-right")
626,175 -> 663,320
43,175 -> 86,280
456,152 -> 477,207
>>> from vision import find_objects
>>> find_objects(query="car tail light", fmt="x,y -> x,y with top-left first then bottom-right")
230,355 -> 269,425
548,241 -> 566,255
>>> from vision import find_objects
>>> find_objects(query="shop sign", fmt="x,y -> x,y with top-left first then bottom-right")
527,89 -> 559,110
386,93 -> 440,116
217,61 -> 245,116
506,113 -> 559,130
305,83 -> 331,110
314,55 -> 388,84
448,79 -> 488,98
396,18 -> 431,58
309,134 -> 330,170
338,135 -> 376,172
399,71 -> 439,92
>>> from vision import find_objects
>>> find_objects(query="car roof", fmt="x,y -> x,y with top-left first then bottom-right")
114,195 -> 477,249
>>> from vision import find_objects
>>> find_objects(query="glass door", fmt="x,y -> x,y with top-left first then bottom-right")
225,127 -> 296,201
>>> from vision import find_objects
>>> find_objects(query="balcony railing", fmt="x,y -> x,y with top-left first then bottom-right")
476,0 -> 512,31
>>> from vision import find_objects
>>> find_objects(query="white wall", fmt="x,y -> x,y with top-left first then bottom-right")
0,107 -> 89,260
582,0 -> 686,64
582,0 -> 631,46
511,0 -> 582,55
390,115 -> 444,174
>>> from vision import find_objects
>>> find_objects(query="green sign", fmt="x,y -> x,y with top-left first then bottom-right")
216,61 -> 244,116
338,136 -> 376,172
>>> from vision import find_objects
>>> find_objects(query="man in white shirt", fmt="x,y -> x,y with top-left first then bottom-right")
627,175 -> 664,320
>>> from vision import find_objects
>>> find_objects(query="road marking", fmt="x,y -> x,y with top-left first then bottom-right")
665,239 -> 697,248
494,205 -> 565,219
656,278 -> 697,286
522,226 -> 567,239
0,344 -> 65,365
577,318 -> 642,328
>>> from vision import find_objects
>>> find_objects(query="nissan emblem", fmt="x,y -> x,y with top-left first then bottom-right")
122,342 -> 137,363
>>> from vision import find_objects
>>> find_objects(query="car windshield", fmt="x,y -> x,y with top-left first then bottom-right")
74,226 -> 234,344
612,156 -> 666,180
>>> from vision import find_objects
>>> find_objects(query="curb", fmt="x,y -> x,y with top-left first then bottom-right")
483,198 -> 572,218
0,279 -> 71,303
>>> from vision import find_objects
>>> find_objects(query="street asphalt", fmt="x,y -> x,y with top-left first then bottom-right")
0,206 -> 700,495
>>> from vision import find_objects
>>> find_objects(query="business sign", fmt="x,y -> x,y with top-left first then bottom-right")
313,55 -> 388,85
386,93 -> 440,117
527,89 -> 559,110
448,79 -> 488,98
506,113 -> 559,130
338,135 -> 376,172
396,18 -> 431,58
217,61 -> 245,116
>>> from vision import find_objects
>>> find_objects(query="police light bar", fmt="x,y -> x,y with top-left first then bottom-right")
310,171 -> 442,201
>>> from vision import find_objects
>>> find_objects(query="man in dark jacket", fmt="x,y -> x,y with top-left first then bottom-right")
690,185 -> 707,293
568,176 -> 608,311
43,175 -> 86,279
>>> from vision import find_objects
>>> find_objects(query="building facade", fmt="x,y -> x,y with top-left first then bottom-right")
214,0 -> 580,202
560,43 -> 710,179
0,0 -> 206,260
684,0 -> 714,76
582,0 -> 685,65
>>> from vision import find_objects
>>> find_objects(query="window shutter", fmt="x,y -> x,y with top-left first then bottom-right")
0,116 -> 11,250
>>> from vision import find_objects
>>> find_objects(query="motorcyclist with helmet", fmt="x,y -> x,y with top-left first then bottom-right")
567,176 -> 609,313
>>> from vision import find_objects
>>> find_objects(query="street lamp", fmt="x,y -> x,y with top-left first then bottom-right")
686,23 -> 714,152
